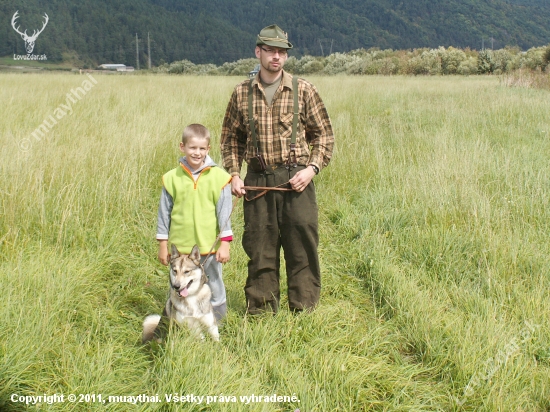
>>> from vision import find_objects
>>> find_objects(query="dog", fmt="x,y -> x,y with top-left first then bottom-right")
142,244 -> 219,343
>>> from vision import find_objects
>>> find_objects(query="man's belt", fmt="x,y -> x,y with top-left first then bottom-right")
248,163 -> 306,174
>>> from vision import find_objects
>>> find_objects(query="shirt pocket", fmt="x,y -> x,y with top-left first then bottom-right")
279,112 -> 294,140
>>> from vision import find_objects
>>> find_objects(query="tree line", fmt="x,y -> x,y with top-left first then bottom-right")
156,45 -> 550,76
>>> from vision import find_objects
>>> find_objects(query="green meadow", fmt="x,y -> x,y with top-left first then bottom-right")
1,73 -> 549,411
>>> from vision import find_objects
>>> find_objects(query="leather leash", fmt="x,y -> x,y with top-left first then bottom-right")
243,181 -> 294,201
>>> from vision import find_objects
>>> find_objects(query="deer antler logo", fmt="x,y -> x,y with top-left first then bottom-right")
11,11 -> 49,54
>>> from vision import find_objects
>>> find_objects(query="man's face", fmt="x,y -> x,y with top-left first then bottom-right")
255,45 -> 288,74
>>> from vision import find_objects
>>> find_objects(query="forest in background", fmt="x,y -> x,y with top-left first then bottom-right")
1,0 -> 550,66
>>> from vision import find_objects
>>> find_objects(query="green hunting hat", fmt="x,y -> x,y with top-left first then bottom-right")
256,24 -> 293,49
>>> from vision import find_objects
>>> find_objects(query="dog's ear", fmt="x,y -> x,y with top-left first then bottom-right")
189,244 -> 201,262
170,244 -> 180,260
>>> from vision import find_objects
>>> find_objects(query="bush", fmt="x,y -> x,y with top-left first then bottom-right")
284,56 -> 298,73
491,49 -> 514,74
378,57 -> 400,75
518,46 -> 546,71
302,60 -> 325,74
441,47 -> 467,75
403,49 -> 442,75
403,55 -> 425,75
365,59 -> 385,75
323,53 -> 362,75
346,55 -> 370,75
218,58 -> 258,76
477,49 -> 494,74
294,56 -> 325,75
167,59 -> 196,74
194,64 -> 219,75
542,46 -> 550,71
457,57 -> 478,75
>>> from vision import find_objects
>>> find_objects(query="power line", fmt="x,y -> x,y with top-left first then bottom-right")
135,33 -> 139,70
148,32 -> 151,69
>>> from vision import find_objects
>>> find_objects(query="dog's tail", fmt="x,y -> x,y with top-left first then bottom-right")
142,314 -> 161,343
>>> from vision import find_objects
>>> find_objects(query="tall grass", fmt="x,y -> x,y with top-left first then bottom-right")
500,69 -> 550,91
1,73 -> 549,411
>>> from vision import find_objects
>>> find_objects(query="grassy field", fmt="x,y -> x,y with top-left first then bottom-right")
0,72 -> 549,411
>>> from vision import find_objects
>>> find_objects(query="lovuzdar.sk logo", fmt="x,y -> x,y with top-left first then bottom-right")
11,10 -> 49,61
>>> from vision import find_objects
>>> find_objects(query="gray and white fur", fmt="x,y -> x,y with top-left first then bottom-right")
142,244 -> 219,343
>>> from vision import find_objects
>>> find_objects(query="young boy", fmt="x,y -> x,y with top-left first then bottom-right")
156,123 -> 232,321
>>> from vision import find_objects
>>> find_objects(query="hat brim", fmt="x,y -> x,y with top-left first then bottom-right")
256,37 -> 293,49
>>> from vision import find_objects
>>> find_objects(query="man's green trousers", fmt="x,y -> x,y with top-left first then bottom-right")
242,165 -> 321,314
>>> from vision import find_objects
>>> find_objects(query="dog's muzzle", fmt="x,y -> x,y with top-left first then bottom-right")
172,279 -> 193,298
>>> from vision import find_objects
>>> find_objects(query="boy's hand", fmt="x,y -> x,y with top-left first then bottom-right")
158,240 -> 169,266
216,241 -> 230,263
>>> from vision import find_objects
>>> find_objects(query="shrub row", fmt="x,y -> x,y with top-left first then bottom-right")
154,45 -> 550,76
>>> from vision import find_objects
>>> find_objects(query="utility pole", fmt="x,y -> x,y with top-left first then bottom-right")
147,32 -> 151,69
136,33 -> 140,70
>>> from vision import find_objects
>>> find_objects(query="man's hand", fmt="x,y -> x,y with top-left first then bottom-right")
289,166 -> 316,192
231,175 -> 247,197
158,240 -> 170,266
216,241 -> 230,263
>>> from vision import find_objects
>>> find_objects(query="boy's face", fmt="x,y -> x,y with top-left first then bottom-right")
180,136 -> 210,169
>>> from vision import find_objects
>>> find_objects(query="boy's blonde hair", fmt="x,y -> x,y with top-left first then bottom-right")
182,124 -> 210,144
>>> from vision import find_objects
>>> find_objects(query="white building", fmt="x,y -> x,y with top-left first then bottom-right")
98,64 -> 134,71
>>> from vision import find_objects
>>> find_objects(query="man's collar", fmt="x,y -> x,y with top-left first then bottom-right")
281,70 -> 293,90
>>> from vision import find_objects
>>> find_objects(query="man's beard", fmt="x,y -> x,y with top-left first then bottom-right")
262,60 -> 283,73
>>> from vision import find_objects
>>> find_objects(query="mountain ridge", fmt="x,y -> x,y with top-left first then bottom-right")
1,0 -> 549,66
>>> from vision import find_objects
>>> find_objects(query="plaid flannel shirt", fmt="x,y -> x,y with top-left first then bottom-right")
221,71 -> 334,176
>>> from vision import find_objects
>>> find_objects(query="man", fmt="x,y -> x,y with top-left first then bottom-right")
220,24 -> 334,314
